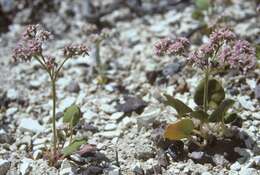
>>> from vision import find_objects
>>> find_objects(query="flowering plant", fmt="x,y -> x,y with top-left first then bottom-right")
13,24 -> 89,162
154,28 -> 256,147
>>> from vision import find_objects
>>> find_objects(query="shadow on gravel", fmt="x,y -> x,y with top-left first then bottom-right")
152,122 -> 259,168
187,136 -> 246,165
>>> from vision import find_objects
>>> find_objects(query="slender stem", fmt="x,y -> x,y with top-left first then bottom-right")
95,42 -> 106,80
69,124 -> 73,144
203,69 -> 209,112
51,78 -> 57,155
40,53 -> 47,65
95,42 -> 101,70
35,56 -> 48,71
54,57 -> 70,80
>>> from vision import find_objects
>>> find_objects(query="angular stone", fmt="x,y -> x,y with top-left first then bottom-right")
230,161 -> 241,171
66,81 -> 80,93
19,118 -> 45,133
116,96 -> 147,113
6,88 -> 19,101
19,158 -> 33,175
59,159 -> 77,175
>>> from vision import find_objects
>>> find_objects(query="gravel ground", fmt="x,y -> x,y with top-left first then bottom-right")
0,0 -> 259,175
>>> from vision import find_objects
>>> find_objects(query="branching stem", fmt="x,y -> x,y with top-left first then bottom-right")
203,69 -> 209,112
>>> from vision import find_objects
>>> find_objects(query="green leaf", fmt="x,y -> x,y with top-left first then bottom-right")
224,113 -> 238,124
62,138 -> 87,157
192,10 -> 204,20
195,0 -> 210,10
190,110 -> 209,122
63,105 -> 82,127
209,99 -> 235,122
164,118 -> 194,140
194,78 -> 225,109
256,44 -> 260,60
163,94 -> 192,118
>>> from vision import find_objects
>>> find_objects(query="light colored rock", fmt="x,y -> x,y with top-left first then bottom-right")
33,150 -> 42,160
228,170 -> 239,175
239,168 -> 258,175
119,117 -> 136,130
107,166 -> 120,175
201,172 -> 212,175
252,156 -> 260,166
252,113 -> 260,120
19,158 -> 33,175
104,84 -> 115,92
59,97 -> 76,112
19,118 -> 45,133
134,142 -> 155,160
5,107 -> 18,116
83,109 -> 98,121
70,154 -> 84,163
0,159 -> 11,175
238,96 -> 255,111
33,137 -> 49,146
189,151 -> 204,160
100,104 -> 116,114
137,108 -> 160,129
59,159 -> 77,175
110,112 -> 124,120
19,135 -> 32,146
96,130 -> 121,139
230,161 -> 241,171
7,88 -> 19,100
104,123 -> 117,131
29,79 -> 42,89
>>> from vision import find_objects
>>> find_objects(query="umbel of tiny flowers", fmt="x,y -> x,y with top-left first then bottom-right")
13,24 -> 89,160
154,27 -> 256,147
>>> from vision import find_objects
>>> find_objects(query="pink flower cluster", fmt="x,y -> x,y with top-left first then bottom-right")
13,24 -> 50,62
218,40 -> 256,73
13,25 -> 50,61
63,44 -> 89,58
154,37 -> 190,56
154,28 -> 256,73
13,25 -> 89,70
187,28 -> 237,69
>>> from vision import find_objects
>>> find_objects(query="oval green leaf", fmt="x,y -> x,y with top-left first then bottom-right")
163,94 -> 192,118
194,78 -> 225,109
63,105 -> 82,127
195,0 -> 210,10
224,113 -> 238,124
62,138 -> 87,157
190,110 -> 209,122
164,118 -> 194,140
209,99 -> 235,122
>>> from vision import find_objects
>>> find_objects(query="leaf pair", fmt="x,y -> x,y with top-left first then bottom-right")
195,0 -> 210,10
164,118 -> 194,140
63,105 -> 82,127
209,99 -> 235,123
163,95 -> 195,140
163,94 -> 192,118
194,79 -> 225,109
164,94 -> 209,122
62,105 -> 84,157
62,138 -> 87,157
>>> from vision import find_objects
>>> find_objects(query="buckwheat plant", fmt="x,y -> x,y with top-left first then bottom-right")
13,24 -> 88,159
154,28 -> 256,147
